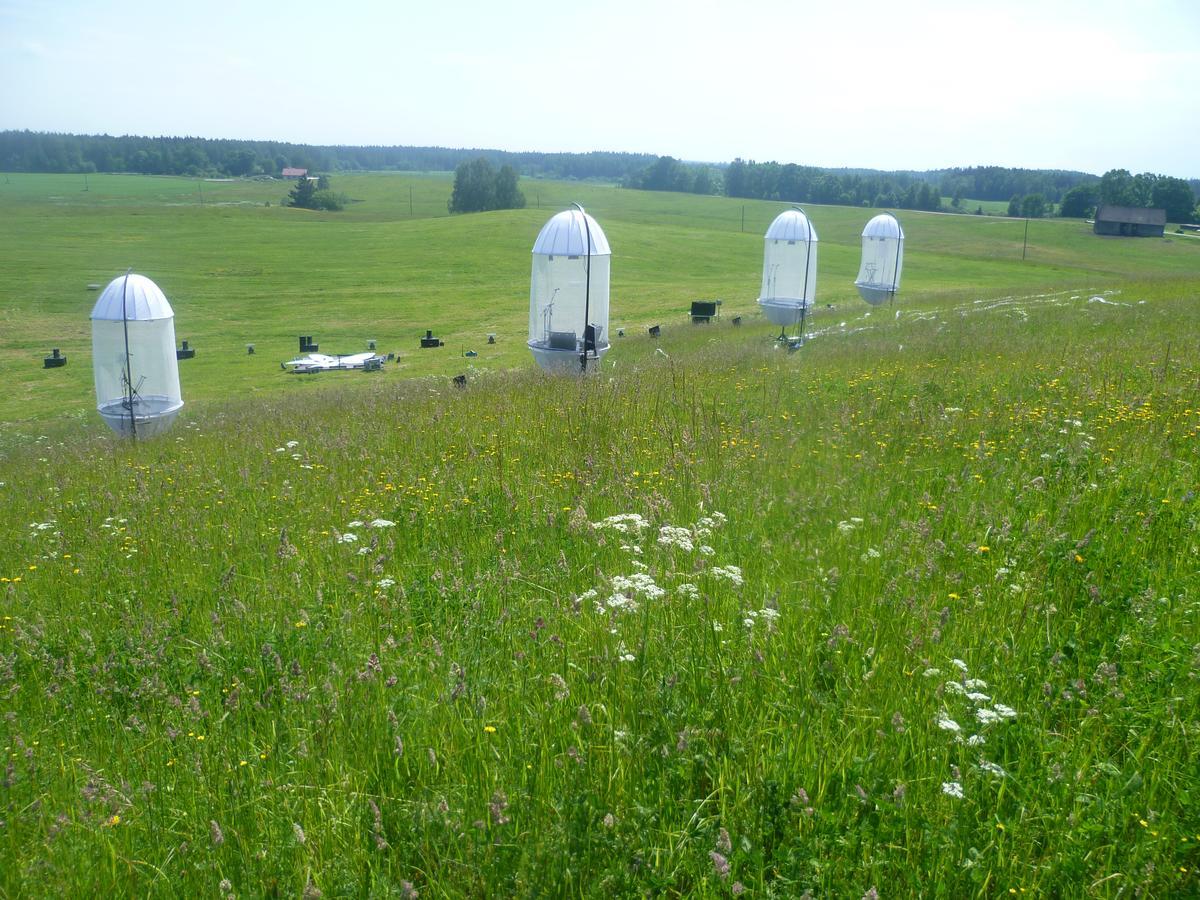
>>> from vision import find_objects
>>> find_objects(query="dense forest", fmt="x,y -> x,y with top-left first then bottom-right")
3,130 -> 1196,221
0,131 -> 657,182
625,157 -> 1110,211
623,155 -> 1197,220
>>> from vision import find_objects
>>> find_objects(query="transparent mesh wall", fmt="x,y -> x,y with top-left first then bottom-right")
92,319 -> 182,409
529,254 -> 611,348
856,235 -> 903,291
760,239 -> 818,306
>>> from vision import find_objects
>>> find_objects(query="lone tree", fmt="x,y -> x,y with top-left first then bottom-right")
1059,183 -> 1099,218
287,174 -> 316,209
1150,176 -> 1196,223
287,174 -> 345,211
448,158 -> 525,213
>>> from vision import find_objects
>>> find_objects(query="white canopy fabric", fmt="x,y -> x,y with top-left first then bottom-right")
855,212 -> 904,305
758,208 -> 818,325
862,213 -> 904,241
91,272 -> 182,437
764,208 -> 818,244
91,273 -> 175,321
532,209 -> 611,257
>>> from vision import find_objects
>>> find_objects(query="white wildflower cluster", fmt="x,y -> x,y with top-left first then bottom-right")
655,511 -> 728,554
658,525 -> 695,552
693,512 -> 727,535
581,510 -> 754,662
709,565 -> 744,586
29,521 -> 57,532
978,760 -> 1008,779
932,657 -> 1020,801
936,713 -> 961,733
837,517 -> 864,534
941,781 -> 964,799
592,513 -> 650,534
611,573 -> 665,599
595,573 -> 672,619
742,607 -> 780,630
340,518 -> 395,545
377,578 -> 396,589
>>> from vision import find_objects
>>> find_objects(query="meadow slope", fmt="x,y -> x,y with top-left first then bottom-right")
1,175 -> 1199,896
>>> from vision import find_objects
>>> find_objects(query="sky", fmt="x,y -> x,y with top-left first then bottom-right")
2,0 -> 1197,178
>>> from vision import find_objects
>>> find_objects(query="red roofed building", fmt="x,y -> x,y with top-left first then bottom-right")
282,167 -> 308,178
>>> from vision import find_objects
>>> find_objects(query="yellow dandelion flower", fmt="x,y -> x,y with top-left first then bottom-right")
484,725 -> 496,734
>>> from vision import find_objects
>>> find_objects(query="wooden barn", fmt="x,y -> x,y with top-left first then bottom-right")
1093,205 -> 1166,237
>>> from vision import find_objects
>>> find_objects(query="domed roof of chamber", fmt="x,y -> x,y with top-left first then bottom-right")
862,213 -> 904,239
90,273 -> 175,321
765,208 -> 818,242
532,208 -> 610,256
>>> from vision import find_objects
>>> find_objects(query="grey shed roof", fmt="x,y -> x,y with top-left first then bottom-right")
1095,206 -> 1167,226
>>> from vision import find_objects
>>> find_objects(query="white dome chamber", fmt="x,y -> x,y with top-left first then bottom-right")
855,212 -> 904,305
758,208 -> 818,333
90,273 -> 183,438
528,205 -> 611,374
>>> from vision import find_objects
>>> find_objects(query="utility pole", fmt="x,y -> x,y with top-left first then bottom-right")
1022,218 -> 1029,260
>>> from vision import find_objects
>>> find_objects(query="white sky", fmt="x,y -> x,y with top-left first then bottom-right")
2,0 -> 1197,178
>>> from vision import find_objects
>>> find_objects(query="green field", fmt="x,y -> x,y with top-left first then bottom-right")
2,173 -> 1198,430
1,174 -> 1199,896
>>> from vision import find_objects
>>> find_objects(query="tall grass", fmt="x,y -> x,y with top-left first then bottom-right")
2,278 -> 1198,896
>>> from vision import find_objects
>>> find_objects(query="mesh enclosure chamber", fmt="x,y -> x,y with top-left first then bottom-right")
90,273 -> 183,437
855,213 -> 904,305
758,208 -> 818,326
528,207 -> 611,374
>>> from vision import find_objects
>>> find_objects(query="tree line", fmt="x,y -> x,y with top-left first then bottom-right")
5,129 -> 1195,222
0,130 -> 658,182
624,155 -> 1198,222
720,159 -> 944,211
1006,170 -> 1195,222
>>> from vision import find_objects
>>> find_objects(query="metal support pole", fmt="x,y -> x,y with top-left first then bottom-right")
574,202 -> 592,373
120,268 -> 136,439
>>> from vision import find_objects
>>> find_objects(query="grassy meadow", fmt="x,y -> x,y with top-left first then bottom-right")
2,172 -> 1198,430
1,173 -> 1200,896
